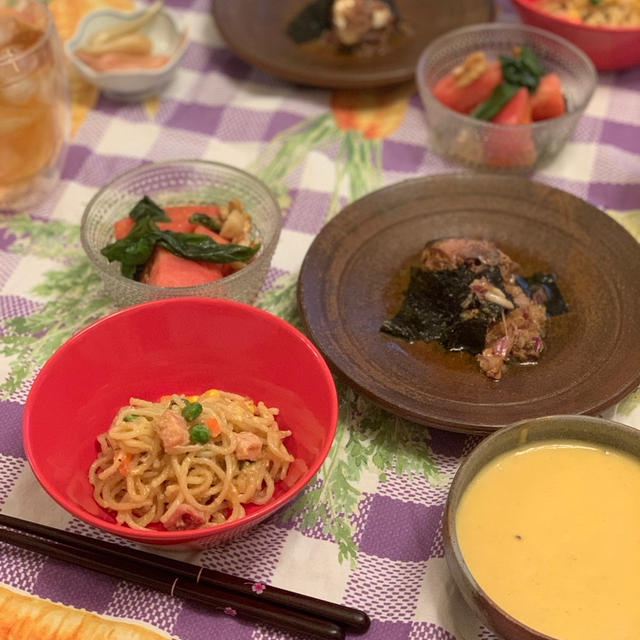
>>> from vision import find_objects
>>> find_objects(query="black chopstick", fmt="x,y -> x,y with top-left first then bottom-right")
0,514 -> 370,636
0,524 -> 344,640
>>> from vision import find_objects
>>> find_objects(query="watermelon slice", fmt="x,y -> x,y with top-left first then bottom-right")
530,73 -> 566,121
491,87 -> 532,125
141,247 -> 225,287
156,220 -> 195,233
484,127 -> 537,169
192,224 -> 233,277
432,61 -> 503,114
113,203 -> 237,286
113,203 -> 222,239
113,216 -> 135,240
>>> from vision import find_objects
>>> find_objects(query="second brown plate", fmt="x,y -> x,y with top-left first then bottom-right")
297,174 -> 640,434
212,0 -> 494,89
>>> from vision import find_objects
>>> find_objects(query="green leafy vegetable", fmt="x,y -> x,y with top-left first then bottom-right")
100,196 -> 261,280
189,423 -> 210,444
123,414 -> 140,422
520,47 -> 544,78
499,46 -> 544,92
102,215 -> 159,279
471,82 -> 520,120
188,212 -> 222,232
156,232 -> 258,262
129,195 -> 170,223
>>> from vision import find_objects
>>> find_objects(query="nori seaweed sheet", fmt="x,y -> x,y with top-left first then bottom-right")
440,317 -> 489,354
380,264 -> 505,353
516,272 -> 568,316
382,263 -> 568,356
286,0 -> 333,44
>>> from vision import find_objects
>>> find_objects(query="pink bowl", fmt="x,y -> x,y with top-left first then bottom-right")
511,0 -> 640,71
23,297 -> 338,547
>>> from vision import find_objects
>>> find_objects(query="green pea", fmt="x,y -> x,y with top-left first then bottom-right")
181,400 -> 203,421
189,423 -> 210,444
123,414 -> 139,422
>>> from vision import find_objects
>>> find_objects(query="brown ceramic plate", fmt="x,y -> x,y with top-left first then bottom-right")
297,174 -> 640,434
212,0 -> 495,89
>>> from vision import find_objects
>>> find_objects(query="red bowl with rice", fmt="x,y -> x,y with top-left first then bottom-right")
511,0 -> 640,70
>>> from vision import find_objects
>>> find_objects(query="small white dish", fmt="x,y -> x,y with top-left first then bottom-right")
65,3 -> 187,101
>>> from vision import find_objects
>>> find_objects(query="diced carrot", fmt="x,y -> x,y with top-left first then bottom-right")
118,452 -> 131,476
141,247 -> 225,287
113,216 -> 135,240
281,458 -> 309,490
205,416 -> 221,437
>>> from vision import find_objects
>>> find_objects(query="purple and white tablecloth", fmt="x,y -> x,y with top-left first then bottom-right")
1,0 -> 639,638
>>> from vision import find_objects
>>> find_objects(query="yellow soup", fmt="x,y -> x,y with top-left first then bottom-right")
455,440 -> 640,640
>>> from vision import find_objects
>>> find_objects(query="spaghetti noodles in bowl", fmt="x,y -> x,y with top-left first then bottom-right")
90,390 -> 295,531
23,297 -> 338,547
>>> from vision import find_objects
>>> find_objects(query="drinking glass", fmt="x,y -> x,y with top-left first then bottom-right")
0,0 -> 70,211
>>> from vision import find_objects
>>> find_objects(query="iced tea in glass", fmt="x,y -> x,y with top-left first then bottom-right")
0,0 -> 69,211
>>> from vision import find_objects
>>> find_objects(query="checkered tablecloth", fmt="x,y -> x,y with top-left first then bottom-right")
1,0 -> 639,639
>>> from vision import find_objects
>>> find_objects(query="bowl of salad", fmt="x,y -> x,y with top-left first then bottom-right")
81,159 -> 282,307
416,22 -> 597,172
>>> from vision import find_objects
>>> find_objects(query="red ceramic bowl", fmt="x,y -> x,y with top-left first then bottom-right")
511,0 -> 640,71
23,298 -> 338,547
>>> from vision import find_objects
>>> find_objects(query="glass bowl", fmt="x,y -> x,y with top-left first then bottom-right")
81,159 -> 282,308
416,23 -> 597,172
